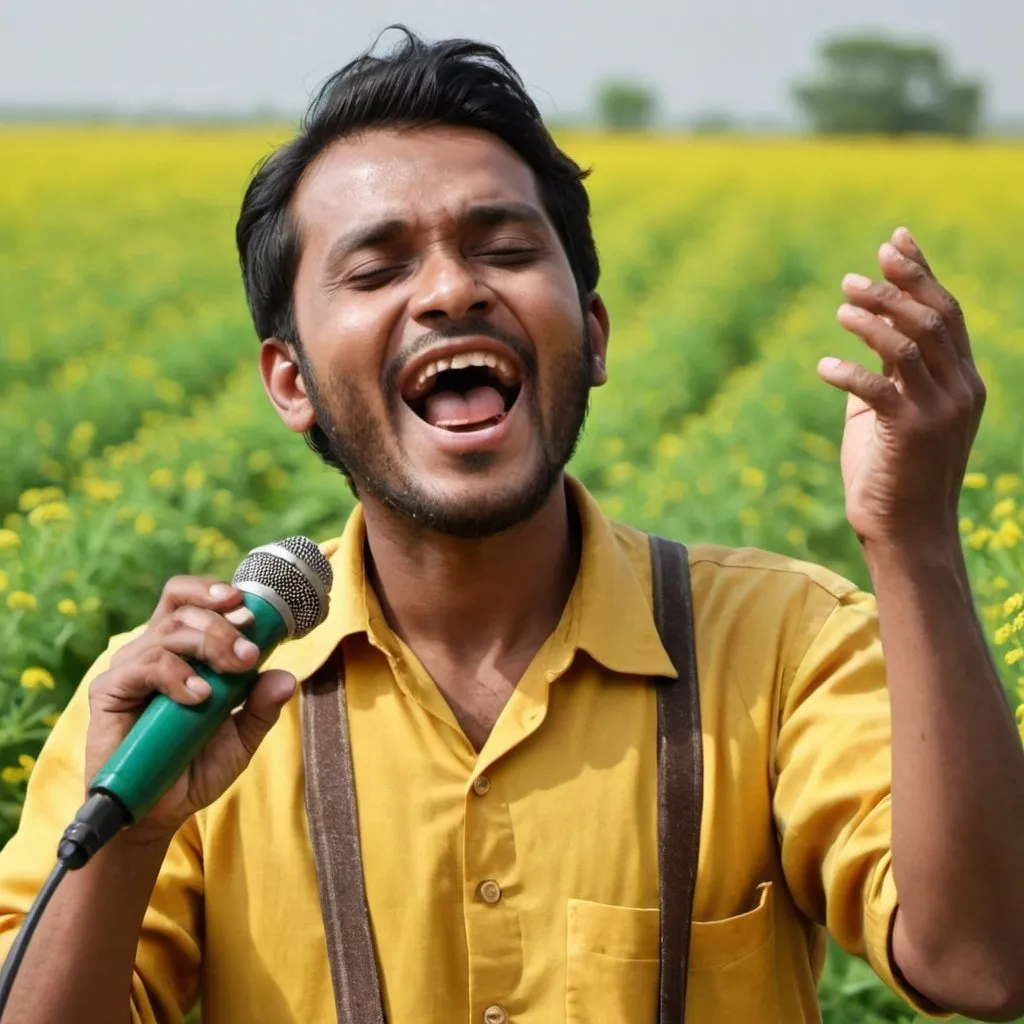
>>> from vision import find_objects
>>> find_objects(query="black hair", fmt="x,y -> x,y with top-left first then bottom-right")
234,27 -> 599,472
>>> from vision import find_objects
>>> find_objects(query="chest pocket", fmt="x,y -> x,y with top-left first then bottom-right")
565,882 -> 779,1023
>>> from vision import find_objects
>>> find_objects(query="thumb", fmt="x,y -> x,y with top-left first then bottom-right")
232,670 -> 297,760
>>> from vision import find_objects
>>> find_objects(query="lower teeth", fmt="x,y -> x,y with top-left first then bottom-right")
444,412 -> 506,432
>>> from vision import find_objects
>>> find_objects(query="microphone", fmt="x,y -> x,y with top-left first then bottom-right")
59,535 -> 333,869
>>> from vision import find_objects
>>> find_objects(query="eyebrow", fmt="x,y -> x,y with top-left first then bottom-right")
320,201 -> 548,280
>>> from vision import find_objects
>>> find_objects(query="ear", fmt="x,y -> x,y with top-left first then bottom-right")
259,339 -> 317,433
585,292 -> 610,387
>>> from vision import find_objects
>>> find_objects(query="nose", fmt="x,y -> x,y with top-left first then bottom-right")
409,249 -> 493,324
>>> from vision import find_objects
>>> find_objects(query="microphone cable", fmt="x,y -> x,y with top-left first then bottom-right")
0,860 -> 66,1015
0,792 -> 130,1017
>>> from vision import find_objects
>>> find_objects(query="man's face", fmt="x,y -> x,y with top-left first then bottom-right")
276,125 -> 608,538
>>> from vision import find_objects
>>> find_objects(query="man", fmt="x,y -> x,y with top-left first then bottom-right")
1,27 -> 1023,1024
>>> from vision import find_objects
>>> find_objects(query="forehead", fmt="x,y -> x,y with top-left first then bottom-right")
292,125 -> 546,250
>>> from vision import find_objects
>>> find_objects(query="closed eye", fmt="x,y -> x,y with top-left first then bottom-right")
345,264 -> 405,289
477,246 -> 541,262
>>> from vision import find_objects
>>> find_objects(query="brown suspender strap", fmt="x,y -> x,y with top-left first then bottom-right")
300,535 -> 703,1024
650,535 -> 705,1024
301,651 -> 386,1024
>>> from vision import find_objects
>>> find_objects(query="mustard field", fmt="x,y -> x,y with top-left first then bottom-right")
2,127 -> 1023,1022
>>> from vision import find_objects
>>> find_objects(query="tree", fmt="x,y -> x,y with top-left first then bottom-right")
792,35 -> 984,136
595,80 -> 658,130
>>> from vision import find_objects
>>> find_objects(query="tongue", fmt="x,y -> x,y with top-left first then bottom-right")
424,385 -> 506,429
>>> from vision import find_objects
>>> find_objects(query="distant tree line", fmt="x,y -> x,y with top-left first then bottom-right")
592,33 -> 985,137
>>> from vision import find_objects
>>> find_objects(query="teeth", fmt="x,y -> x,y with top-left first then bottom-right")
406,350 -> 521,400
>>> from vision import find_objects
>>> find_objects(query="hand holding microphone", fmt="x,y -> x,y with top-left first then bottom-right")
0,536 -> 333,1017
68,535 -> 334,858
83,574 -> 295,843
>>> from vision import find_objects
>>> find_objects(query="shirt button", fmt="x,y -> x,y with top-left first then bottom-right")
483,1005 -> 508,1024
472,775 -> 491,796
478,879 -> 503,905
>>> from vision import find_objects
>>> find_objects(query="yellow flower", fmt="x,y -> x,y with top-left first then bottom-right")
57,598 -> 78,617
739,466 -> 766,490
134,512 -> 157,536
7,591 -> 38,611
995,474 -> 1022,495
1006,649 -> 1024,666
963,472 -> 988,490
739,508 -> 761,527
996,519 -> 1023,548
184,465 -> 207,491
994,625 -> 1013,645
82,478 -> 123,503
155,378 -> 185,405
958,517 -> 975,533
655,434 -> 681,459
994,576 -> 1010,591
42,712 -> 60,728
993,498 -> 1017,520
82,596 -> 101,614
786,527 -> 807,547
968,527 -> 993,550
1,767 -> 26,785
17,754 -> 35,772
148,468 -> 175,489
20,667 -> 55,690
265,467 -> 289,491
1004,594 -> 1024,616
0,528 -> 21,551
27,501 -> 72,527
67,420 -> 96,454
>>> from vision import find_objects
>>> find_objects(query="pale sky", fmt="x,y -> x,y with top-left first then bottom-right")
1,0 -> 1022,125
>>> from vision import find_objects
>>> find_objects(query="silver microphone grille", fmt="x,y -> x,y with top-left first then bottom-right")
231,535 -> 333,638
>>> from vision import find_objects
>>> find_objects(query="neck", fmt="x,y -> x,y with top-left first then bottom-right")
361,477 -> 579,665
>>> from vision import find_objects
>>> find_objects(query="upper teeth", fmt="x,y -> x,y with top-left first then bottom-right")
408,350 -> 518,399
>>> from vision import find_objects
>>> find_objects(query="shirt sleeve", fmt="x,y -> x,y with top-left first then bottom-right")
0,631 -> 204,1024
771,584 -> 952,1020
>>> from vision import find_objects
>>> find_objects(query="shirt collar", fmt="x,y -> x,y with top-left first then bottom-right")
563,476 -> 678,680
276,476 -> 678,684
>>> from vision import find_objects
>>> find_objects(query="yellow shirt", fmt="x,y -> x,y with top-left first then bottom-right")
0,478 -> 942,1024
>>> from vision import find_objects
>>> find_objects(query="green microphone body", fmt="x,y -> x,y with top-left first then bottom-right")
88,591 -> 289,823
68,536 -> 332,854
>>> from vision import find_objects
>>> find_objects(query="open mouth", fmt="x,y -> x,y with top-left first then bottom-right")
401,350 -> 523,433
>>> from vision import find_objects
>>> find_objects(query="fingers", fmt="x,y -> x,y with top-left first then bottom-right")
880,228 -> 972,361
230,671 -> 297,759
91,646 -> 215,713
151,575 -> 245,624
817,356 -> 901,415
840,270 -> 958,384
114,604 -> 260,676
835,300 -> 934,397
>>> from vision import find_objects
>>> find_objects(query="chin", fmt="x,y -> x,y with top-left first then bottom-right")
399,460 -> 561,540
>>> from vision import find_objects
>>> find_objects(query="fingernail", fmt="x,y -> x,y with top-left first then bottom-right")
186,676 -> 212,700
843,273 -> 871,290
210,583 -> 235,601
880,242 -> 903,260
818,357 -> 841,371
224,606 -> 255,627
235,637 -> 259,661
896,226 -> 915,245
838,302 -> 867,319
